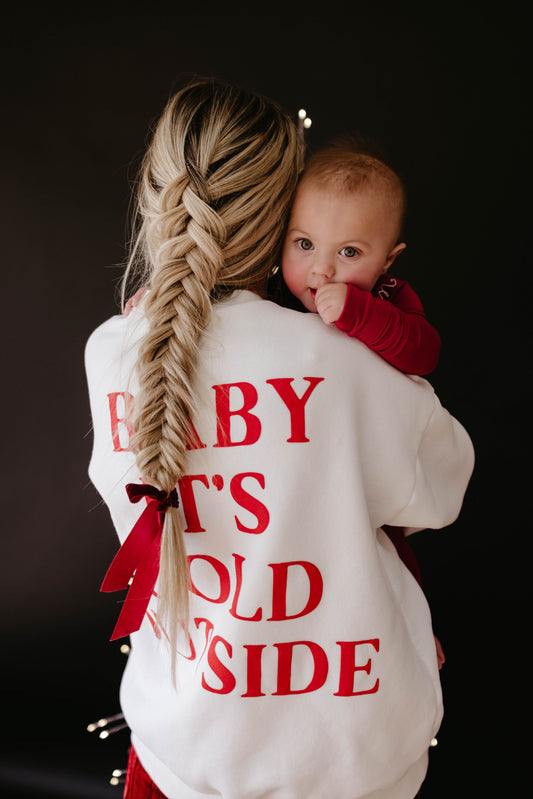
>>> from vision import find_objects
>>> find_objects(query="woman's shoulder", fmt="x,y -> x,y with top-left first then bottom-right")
85,308 -> 147,383
216,290 -> 323,330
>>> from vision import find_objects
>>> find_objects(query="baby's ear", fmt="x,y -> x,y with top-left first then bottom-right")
383,242 -> 406,271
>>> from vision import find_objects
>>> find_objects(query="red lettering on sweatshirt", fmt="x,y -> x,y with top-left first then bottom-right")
178,474 -> 210,532
241,644 -> 267,697
108,377 -> 324,451
201,635 -> 236,694
213,382 -> 261,447
194,617 -> 215,663
177,472 -> 269,535
334,639 -> 380,696
230,472 -> 269,534
199,638 -> 381,698
268,561 -> 323,621
273,641 -> 329,695
188,555 -> 231,604
154,617 -> 381,700
230,554 -> 262,621
107,392 -> 134,452
186,420 -> 207,450
187,554 -> 323,624
266,377 -> 324,442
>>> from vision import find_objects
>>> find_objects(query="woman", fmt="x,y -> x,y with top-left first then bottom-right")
86,78 -> 474,798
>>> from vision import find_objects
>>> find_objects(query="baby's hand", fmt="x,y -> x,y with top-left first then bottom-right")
315,283 -> 348,325
124,287 -> 148,316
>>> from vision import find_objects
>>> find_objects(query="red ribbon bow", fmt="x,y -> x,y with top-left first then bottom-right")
100,483 -> 179,641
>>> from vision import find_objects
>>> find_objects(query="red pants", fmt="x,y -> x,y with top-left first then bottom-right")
124,746 -> 168,799
124,746 -> 422,798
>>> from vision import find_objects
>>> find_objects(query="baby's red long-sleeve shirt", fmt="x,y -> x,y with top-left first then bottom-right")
335,276 -> 441,375
335,276 -> 439,590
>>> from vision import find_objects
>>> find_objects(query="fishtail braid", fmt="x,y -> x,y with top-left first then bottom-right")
123,79 -> 304,658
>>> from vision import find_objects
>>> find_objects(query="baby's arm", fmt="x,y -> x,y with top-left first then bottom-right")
316,281 -> 440,375
382,524 -> 423,587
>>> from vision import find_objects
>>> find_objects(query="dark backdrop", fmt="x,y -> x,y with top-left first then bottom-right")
2,2 -> 530,797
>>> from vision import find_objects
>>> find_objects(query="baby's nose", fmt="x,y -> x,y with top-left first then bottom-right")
312,259 -> 335,279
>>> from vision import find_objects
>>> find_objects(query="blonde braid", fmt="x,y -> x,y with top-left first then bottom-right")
133,173 -> 227,642
124,80 -> 303,660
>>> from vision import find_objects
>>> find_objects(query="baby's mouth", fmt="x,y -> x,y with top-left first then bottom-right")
309,288 -> 317,298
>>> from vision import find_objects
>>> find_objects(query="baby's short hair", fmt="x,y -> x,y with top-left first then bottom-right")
302,135 -> 407,239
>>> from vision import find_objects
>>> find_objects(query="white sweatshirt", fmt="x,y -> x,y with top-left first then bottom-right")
85,290 -> 474,799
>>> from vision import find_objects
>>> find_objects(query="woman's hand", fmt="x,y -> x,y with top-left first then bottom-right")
124,287 -> 148,316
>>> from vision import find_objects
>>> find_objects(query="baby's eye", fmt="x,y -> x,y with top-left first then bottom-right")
297,238 -> 313,251
340,246 -> 359,258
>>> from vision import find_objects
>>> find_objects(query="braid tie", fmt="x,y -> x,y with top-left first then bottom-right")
101,483 -> 180,640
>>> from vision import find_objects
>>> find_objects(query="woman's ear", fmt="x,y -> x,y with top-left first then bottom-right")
383,242 -> 406,272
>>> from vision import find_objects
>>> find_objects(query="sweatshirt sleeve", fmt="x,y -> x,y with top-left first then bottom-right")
386,390 -> 475,532
335,282 -> 441,375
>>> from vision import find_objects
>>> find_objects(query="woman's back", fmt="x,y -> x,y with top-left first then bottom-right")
86,289 -> 473,799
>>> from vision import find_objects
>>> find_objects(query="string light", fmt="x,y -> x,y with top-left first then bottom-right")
297,108 -> 312,138
110,768 -> 126,786
87,712 -> 124,733
87,712 -> 128,739
99,722 -> 129,739
430,737 -> 438,747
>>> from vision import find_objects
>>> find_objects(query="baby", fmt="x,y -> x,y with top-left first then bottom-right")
270,135 -> 441,377
272,137 -> 444,669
